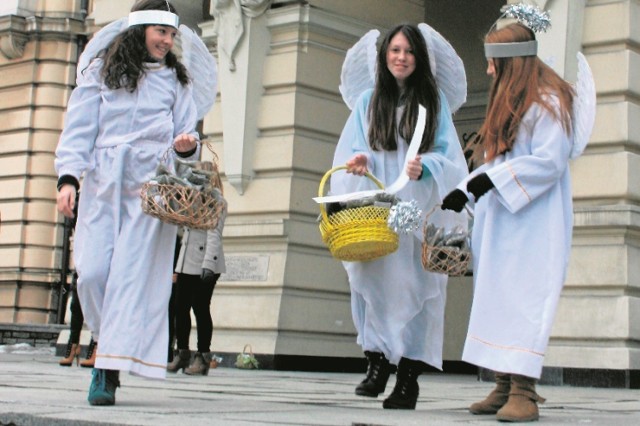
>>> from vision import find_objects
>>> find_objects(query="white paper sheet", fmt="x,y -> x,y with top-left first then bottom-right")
314,105 -> 426,204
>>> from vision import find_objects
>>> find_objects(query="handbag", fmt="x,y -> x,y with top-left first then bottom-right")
235,344 -> 259,369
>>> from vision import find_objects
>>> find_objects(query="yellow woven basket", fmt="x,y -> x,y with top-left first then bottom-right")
318,166 -> 399,262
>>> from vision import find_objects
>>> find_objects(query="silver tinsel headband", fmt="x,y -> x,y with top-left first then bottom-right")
485,3 -> 551,59
501,3 -> 551,33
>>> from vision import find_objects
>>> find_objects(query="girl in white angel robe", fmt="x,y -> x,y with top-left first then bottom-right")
329,22 -> 469,410
55,3 -> 200,390
458,101 -> 573,381
441,20 -> 585,423
331,86 -> 468,407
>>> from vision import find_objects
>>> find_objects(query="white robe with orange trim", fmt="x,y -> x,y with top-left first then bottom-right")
459,97 -> 574,379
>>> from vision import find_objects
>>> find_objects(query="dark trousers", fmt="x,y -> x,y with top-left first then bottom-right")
68,273 -> 84,344
175,273 -> 219,353
168,282 -> 177,361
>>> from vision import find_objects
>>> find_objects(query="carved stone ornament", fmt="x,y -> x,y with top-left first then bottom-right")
0,17 -> 29,59
211,0 -> 272,71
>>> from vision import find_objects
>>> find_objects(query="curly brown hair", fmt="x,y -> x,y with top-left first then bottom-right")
98,0 -> 190,92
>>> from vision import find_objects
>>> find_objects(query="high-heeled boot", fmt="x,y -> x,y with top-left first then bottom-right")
382,357 -> 426,410
80,339 -> 97,368
166,349 -> 191,373
59,342 -> 81,366
184,352 -> 212,376
469,371 -> 511,414
355,351 -> 391,397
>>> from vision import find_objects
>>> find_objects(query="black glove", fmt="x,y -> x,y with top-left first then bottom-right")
467,173 -> 494,201
441,189 -> 468,213
200,268 -> 216,285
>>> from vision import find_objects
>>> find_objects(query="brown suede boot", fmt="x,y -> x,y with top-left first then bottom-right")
469,372 -> 511,414
496,374 -> 546,422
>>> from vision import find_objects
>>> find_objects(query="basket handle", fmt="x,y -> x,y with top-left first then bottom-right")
423,204 -> 474,241
318,165 -> 385,223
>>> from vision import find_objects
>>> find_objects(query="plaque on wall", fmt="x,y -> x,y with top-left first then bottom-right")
221,255 -> 270,282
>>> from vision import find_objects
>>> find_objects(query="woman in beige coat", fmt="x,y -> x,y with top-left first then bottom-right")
167,163 -> 226,375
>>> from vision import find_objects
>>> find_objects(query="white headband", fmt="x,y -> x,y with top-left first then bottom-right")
484,40 -> 537,58
128,10 -> 179,29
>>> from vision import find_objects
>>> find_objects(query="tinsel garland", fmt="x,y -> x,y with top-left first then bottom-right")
502,3 -> 551,33
387,200 -> 422,234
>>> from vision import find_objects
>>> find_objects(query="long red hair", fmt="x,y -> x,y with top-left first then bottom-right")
477,23 -> 574,162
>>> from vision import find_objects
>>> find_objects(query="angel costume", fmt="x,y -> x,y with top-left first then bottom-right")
458,96 -> 575,379
331,88 -> 468,368
55,57 -> 199,379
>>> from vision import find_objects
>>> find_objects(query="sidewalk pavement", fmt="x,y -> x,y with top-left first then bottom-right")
0,345 -> 638,425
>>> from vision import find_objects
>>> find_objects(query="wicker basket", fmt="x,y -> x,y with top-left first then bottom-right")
318,166 -> 399,262
421,207 -> 471,276
140,181 -> 225,230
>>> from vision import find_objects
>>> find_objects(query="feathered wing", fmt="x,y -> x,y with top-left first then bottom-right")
339,29 -> 380,110
339,25 -> 466,113
570,52 -> 596,159
76,18 -> 128,85
75,18 -> 217,120
177,25 -> 218,120
418,23 -> 467,113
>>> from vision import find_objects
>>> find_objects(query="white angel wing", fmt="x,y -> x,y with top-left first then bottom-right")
570,52 -> 596,159
339,25 -> 466,113
418,23 -> 467,113
75,18 -> 217,120
76,17 -> 128,86
339,29 -> 379,110
176,25 -> 218,120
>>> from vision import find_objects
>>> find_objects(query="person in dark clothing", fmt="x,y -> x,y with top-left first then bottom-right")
167,161 -> 226,376
58,194 -> 96,368
167,232 -> 182,362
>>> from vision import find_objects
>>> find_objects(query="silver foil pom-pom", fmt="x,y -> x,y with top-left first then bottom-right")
502,3 -> 551,33
387,200 -> 422,234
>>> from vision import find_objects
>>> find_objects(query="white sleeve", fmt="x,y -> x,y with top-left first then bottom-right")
487,104 -> 572,213
54,60 -> 103,180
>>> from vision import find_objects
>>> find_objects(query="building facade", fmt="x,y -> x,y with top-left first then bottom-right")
0,0 -> 638,387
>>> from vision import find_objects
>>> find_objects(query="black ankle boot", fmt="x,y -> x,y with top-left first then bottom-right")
382,357 -> 426,410
355,351 -> 391,397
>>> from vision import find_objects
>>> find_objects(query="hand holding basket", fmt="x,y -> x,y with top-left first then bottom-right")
141,157 -> 226,230
318,166 -> 399,262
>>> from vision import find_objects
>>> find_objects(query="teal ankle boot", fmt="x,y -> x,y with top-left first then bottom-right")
88,368 -> 120,406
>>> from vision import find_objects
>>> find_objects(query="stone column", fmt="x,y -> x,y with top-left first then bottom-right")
545,0 -> 640,386
206,0 -> 272,195
0,0 -> 87,323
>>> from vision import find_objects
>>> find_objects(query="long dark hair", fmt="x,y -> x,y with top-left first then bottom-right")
368,24 -> 440,154
99,0 -> 189,92
478,23 -> 574,162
